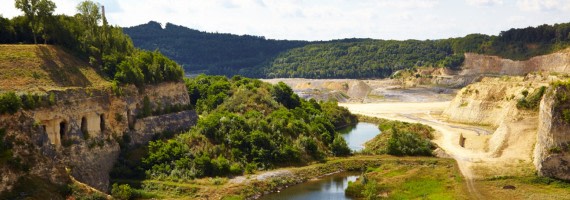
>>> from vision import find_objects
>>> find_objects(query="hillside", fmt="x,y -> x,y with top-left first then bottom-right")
123,21 -> 308,74
124,21 -> 570,79
0,45 -> 110,92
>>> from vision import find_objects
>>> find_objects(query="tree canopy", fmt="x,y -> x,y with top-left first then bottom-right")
2,0 -> 184,86
124,21 -> 570,79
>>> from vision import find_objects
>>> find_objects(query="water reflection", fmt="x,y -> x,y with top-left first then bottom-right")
259,172 -> 359,200
339,122 -> 381,151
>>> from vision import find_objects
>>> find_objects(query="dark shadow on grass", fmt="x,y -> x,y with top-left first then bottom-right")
37,45 -> 93,87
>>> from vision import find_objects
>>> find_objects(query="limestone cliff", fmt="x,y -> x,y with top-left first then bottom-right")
0,82 -> 197,194
462,48 -> 570,76
534,84 -> 570,180
442,75 -> 551,160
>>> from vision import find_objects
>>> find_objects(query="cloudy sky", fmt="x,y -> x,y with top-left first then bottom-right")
1,0 -> 570,41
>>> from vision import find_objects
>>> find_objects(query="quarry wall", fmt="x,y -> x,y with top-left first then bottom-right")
0,82 -> 197,192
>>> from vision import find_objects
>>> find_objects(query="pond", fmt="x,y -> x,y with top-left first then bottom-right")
258,172 -> 360,200
258,123 -> 380,199
339,122 -> 382,151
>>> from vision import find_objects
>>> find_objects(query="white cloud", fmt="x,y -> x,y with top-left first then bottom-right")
465,0 -> 503,6
1,0 -> 570,41
517,0 -> 570,11
374,0 -> 439,9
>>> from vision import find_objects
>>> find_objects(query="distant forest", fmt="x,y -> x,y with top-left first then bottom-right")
124,21 -> 570,79
123,22 -> 308,74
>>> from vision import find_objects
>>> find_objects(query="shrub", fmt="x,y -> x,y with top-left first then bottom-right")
331,135 -> 352,156
111,183 -> 133,200
517,86 -> 546,110
386,127 -> 434,156
563,109 -> 570,124
142,96 -> 152,117
362,180 -> 379,200
0,92 -> 22,114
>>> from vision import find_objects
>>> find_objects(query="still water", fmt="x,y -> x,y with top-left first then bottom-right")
258,123 -> 380,199
339,122 -> 381,151
258,172 -> 359,200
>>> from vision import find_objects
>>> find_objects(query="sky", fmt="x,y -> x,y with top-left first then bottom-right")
1,0 -> 570,41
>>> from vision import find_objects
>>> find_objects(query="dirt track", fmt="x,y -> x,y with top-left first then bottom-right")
340,102 -> 535,199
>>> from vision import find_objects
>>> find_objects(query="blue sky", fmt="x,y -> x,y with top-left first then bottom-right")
1,0 -> 570,41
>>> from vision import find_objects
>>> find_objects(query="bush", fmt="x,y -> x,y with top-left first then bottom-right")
331,135 -> 352,156
142,96 -> 152,118
386,128 -> 434,156
517,86 -> 546,110
111,183 -> 133,200
0,92 -> 22,114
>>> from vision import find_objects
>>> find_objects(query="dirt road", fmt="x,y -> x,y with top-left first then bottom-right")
340,102 -> 516,199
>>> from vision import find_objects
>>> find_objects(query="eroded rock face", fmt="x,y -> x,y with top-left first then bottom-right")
0,82 -> 197,193
462,50 -> 570,76
534,86 -> 570,180
442,75 -> 550,159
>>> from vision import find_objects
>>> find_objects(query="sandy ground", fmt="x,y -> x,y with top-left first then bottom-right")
262,78 -> 457,103
340,102 -> 536,199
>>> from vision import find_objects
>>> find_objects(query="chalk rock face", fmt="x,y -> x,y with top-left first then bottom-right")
443,77 -> 547,127
534,86 -> 570,180
462,50 -> 570,76
0,82 -> 198,192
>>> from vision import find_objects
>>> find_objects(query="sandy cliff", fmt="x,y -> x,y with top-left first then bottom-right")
534,84 -> 570,180
462,49 -> 570,76
0,82 -> 197,193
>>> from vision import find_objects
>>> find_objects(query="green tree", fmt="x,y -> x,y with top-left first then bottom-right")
15,0 -> 56,44
111,183 -> 133,200
76,0 -> 103,66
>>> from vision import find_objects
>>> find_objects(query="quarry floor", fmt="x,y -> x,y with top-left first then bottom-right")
340,101 -> 538,198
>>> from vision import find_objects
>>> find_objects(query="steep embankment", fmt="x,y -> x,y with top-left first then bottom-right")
0,45 -> 197,196
534,82 -> 570,180
462,48 -> 570,76
0,45 -> 110,91
442,75 -> 552,173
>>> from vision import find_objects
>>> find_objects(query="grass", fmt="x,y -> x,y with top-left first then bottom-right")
346,158 -> 468,200
0,44 -> 111,92
476,175 -> 570,199
115,156 -> 458,200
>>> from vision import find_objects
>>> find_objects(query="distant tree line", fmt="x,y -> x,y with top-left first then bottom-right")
0,0 -> 184,86
124,21 -> 570,79
123,21 -> 309,75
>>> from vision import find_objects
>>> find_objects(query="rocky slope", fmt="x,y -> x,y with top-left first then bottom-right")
534,83 -> 570,180
462,48 -> 570,76
0,82 -> 197,194
0,45 -> 197,195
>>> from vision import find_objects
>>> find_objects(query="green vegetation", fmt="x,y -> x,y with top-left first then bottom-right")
125,21 -> 570,79
112,75 -> 356,182
476,175 -> 570,199
0,92 -> 22,114
0,176 -> 73,200
0,128 -> 13,165
1,1 -> 184,86
552,80 -> 570,124
0,92 -> 60,114
112,183 -> 133,200
517,86 -> 546,110
345,159 -> 466,200
123,21 -> 309,75
358,115 -> 435,156
259,39 -> 463,79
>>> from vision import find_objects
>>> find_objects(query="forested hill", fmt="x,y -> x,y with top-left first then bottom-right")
123,21 -> 309,74
124,21 -> 570,79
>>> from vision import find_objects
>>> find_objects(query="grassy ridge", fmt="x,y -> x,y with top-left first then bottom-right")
0,45 -> 110,92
